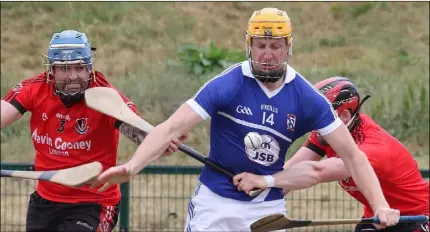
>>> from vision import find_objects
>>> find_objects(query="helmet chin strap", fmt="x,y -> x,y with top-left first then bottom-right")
345,95 -> 371,130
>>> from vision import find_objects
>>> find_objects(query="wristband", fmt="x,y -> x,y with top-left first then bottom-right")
263,175 -> 275,188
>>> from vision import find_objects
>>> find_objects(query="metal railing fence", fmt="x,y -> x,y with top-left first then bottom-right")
1,163 -> 429,232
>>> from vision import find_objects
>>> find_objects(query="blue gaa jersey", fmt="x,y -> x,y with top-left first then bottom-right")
186,61 -> 342,202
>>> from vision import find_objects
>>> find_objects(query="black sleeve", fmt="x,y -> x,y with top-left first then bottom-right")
305,142 -> 326,157
9,99 -> 27,115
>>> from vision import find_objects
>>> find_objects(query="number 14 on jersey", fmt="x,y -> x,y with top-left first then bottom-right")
262,112 -> 275,126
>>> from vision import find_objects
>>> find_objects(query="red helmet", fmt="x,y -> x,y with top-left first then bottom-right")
315,77 -> 361,115
315,77 -> 370,131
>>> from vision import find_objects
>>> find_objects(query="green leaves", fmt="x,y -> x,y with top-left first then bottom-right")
178,41 -> 246,75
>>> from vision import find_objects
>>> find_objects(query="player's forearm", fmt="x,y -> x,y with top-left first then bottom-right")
284,155 -> 307,169
274,161 -> 322,190
126,123 -> 172,175
284,148 -> 322,169
344,149 -> 389,210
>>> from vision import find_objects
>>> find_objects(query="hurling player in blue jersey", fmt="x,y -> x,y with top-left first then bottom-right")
95,7 -> 400,231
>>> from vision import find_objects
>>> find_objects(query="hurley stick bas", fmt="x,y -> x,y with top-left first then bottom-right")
1,161 -> 103,187
250,214 -> 429,232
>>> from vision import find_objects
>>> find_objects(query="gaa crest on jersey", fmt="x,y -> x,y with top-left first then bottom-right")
74,118 -> 89,135
245,134 -> 280,166
286,114 -> 296,131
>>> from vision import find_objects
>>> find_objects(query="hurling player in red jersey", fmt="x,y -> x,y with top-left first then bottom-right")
234,77 -> 429,231
1,30 -> 183,232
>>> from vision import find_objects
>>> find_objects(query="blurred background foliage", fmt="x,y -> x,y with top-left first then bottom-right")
1,2 -> 428,168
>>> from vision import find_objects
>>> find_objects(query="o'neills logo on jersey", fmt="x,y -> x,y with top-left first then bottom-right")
12,83 -> 23,93
339,178 -> 360,193
32,128 -> 92,157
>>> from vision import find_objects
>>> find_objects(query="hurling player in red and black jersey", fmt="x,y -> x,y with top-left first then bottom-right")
234,77 -> 429,231
1,30 -> 183,232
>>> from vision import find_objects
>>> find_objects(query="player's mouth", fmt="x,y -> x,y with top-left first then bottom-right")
65,83 -> 82,92
260,64 -> 278,71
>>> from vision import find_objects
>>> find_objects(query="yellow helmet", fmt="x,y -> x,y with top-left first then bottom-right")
245,8 -> 293,82
246,8 -> 293,46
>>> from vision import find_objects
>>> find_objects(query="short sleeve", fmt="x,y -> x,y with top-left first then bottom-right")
186,66 -> 242,120
1,75 -> 45,113
302,131 -> 328,157
296,75 -> 342,136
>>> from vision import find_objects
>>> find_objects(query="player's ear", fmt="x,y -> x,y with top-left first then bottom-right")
339,110 -> 351,124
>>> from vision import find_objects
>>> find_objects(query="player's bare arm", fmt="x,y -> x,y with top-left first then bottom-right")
322,124 -> 397,221
281,147 -> 323,194
126,103 -> 203,174
235,158 -> 349,193
283,147 -> 323,169
1,100 -> 23,128
118,122 -> 147,145
118,120 -> 188,155
94,103 -> 203,192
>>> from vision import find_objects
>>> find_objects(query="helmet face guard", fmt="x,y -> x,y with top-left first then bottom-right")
246,35 -> 292,83
245,8 -> 293,83
315,77 -> 370,145
315,77 -> 371,144
42,30 -> 96,107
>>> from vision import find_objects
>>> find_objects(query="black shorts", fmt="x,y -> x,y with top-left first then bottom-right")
355,220 -> 429,232
25,191 -> 120,232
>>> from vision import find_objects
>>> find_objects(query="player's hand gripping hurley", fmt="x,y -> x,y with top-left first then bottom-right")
84,87 -> 264,197
250,214 -> 429,232
1,161 -> 103,187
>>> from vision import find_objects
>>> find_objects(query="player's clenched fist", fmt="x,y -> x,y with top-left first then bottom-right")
90,164 -> 132,192
233,172 -> 266,194
92,134 -> 188,192
373,208 -> 400,229
162,134 -> 188,156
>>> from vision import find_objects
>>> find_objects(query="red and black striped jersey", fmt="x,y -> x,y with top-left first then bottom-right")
303,114 -> 429,217
2,71 -> 139,205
